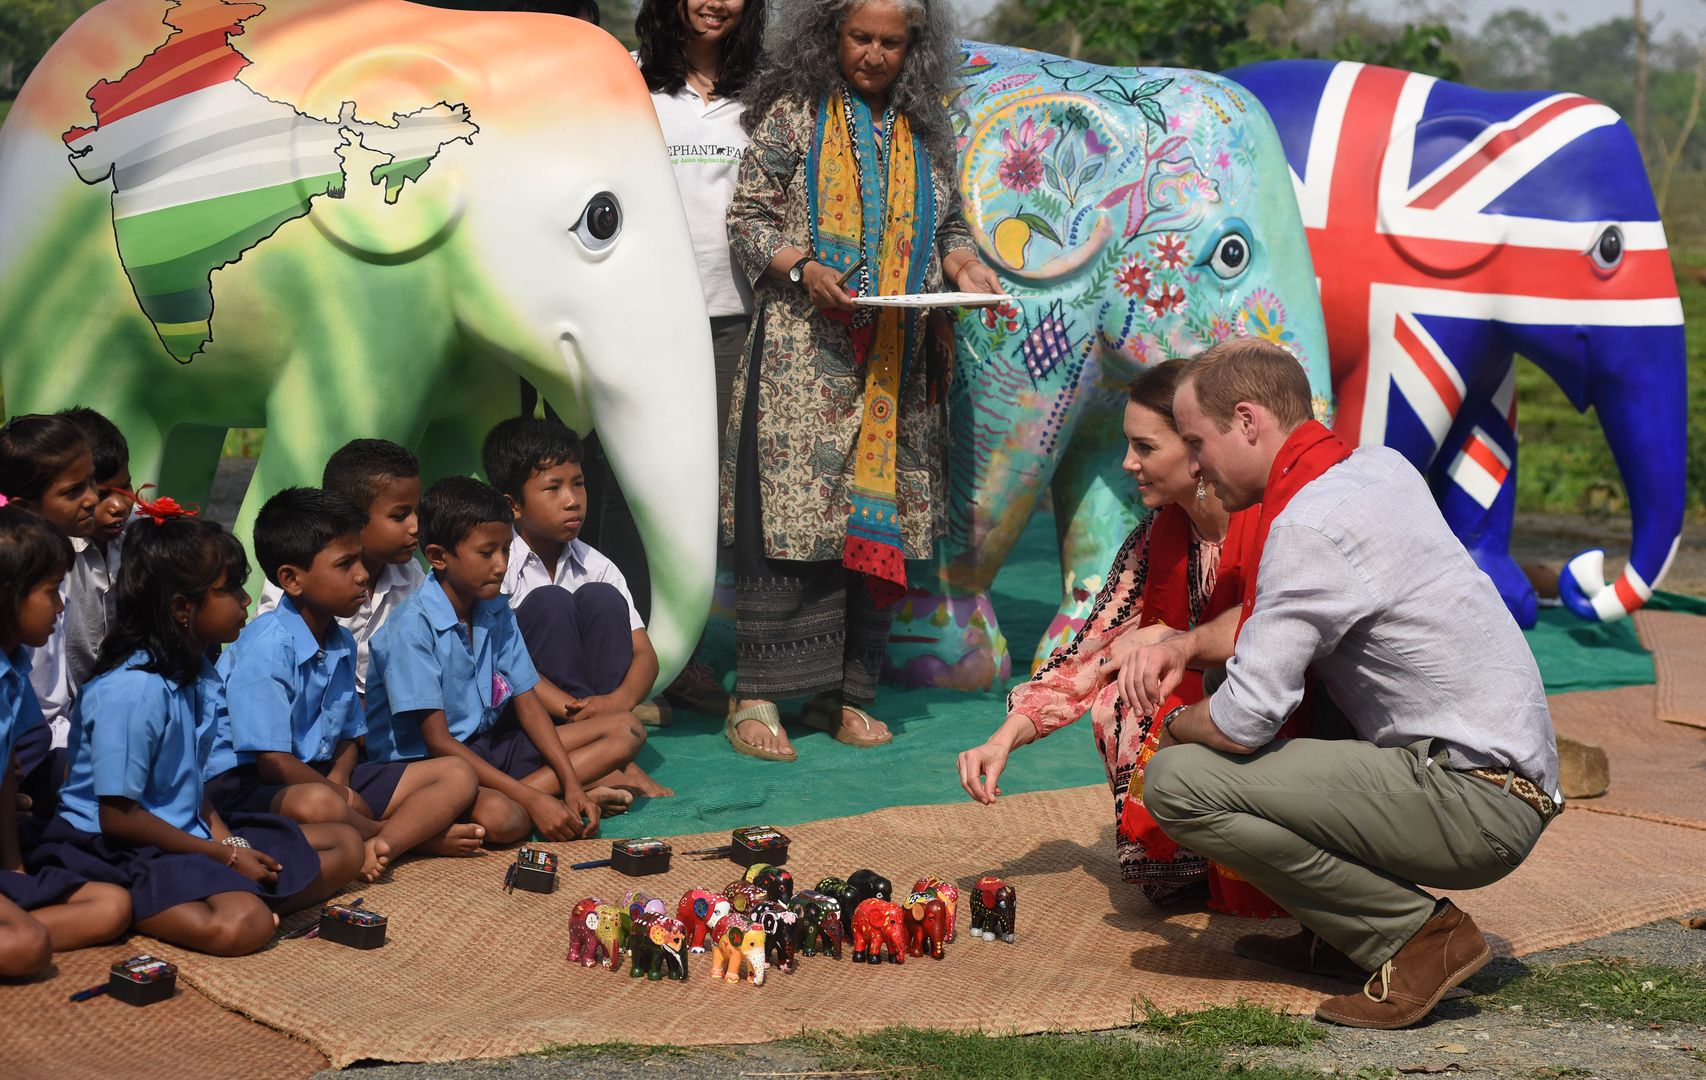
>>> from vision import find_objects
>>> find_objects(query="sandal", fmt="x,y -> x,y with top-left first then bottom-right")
663,661 -> 734,719
798,696 -> 893,749
724,701 -> 797,762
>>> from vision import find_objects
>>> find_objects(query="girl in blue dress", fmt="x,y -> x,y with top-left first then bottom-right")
32,506 -> 363,955
0,503 -> 130,975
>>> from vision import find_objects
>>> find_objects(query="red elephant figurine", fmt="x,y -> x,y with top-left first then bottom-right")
677,888 -> 731,953
850,897 -> 906,965
724,880 -> 770,916
903,893 -> 949,960
912,876 -> 959,943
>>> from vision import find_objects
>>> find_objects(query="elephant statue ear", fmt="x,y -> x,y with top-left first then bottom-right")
961,94 -> 1130,282
295,45 -> 481,261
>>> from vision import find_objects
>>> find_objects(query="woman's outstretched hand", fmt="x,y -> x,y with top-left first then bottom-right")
951,258 -> 1003,294
957,740 -> 1011,805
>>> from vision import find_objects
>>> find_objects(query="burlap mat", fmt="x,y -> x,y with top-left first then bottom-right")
1635,609 -> 1706,729
0,938 -> 327,1079
54,783 -> 1690,1068
1551,684 -> 1706,830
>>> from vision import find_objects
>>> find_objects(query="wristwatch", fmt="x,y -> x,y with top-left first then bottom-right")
1160,704 -> 1187,739
788,255 -> 814,285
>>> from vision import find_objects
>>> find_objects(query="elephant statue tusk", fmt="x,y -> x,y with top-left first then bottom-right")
1560,540 -> 1679,622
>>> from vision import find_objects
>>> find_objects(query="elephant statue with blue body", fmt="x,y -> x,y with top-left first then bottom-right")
1225,59 -> 1687,627
0,0 -> 716,680
884,43 -> 1333,689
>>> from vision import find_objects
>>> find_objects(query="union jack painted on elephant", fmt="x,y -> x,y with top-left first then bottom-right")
1227,59 -> 1687,626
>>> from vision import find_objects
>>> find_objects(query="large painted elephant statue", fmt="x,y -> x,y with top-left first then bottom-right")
1225,59 -> 1687,627
884,43 -> 1332,689
0,0 -> 716,681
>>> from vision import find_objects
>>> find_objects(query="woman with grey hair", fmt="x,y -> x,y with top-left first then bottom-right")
719,0 -> 1001,761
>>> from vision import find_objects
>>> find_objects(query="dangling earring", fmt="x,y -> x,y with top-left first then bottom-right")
1195,478 -> 1207,502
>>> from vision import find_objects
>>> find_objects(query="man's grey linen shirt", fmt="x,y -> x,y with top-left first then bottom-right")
1209,446 -> 1560,800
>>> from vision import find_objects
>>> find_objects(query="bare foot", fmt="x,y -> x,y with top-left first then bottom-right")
360,837 -> 392,882
587,787 -> 634,815
618,763 -> 674,799
735,698 -> 796,759
419,822 -> 486,857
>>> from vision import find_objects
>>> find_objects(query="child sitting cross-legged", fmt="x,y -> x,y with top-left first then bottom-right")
32,507 -> 362,955
481,418 -> 672,805
363,477 -> 646,845
209,487 -> 482,883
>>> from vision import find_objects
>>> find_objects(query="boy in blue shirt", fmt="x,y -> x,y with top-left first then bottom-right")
365,477 -> 645,844
212,488 -> 482,881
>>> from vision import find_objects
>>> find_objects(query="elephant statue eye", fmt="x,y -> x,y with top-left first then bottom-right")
573,193 -> 622,251
1590,225 -> 1624,272
1206,231 -> 1250,279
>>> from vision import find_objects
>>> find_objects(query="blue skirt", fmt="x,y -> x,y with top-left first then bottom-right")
11,724 -> 67,820
25,812 -> 322,922
465,713 -> 547,781
0,863 -> 88,910
207,759 -> 405,819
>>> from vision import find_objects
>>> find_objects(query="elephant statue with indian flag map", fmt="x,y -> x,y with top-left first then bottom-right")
0,0 -> 717,683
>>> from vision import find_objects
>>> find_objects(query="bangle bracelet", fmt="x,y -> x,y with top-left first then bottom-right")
221,835 -> 251,848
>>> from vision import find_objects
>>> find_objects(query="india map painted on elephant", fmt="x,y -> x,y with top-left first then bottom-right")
62,0 -> 478,362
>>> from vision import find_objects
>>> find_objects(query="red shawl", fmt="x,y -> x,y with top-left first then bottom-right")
1136,502 -> 1259,718
1237,420 -> 1353,637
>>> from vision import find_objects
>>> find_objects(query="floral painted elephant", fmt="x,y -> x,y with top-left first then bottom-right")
902,894 -> 949,960
628,912 -> 689,982
885,43 -> 1332,688
708,912 -> 768,986
850,898 -> 907,964
752,900 -> 799,974
1225,60 -> 1688,627
788,890 -> 844,959
912,877 -> 959,943
677,889 -> 732,954
0,0 -> 715,680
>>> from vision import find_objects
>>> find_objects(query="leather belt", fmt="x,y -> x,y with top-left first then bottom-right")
1463,766 -> 1561,823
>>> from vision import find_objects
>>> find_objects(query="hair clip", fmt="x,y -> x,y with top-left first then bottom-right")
127,484 -> 200,525
0,492 -> 9,508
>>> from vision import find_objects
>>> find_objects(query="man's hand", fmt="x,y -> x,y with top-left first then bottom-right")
226,846 -> 282,885
525,791 -> 586,841
957,741 -> 1012,805
1104,635 -> 1192,717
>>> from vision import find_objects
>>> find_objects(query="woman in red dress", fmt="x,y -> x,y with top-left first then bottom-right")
956,358 -> 1285,915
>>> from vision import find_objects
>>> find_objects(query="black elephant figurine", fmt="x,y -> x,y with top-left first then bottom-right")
815,875 -> 859,938
970,875 -> 1016,943
752,900 -> 798,974
628,912 -> 690,981
790,889 -> 844,959
844,869 -> 892,937
746,863 -> 795,903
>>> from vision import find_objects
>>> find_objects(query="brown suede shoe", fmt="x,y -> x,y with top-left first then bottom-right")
1314,901 -> 1492,1030
1234,926 -> 1366,984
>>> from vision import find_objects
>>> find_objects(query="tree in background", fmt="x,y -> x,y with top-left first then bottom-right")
0,0 -> 98,93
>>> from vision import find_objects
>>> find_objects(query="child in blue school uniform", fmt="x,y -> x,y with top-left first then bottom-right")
0,504 -> 130,976
210,487 -> 481,883
30,506 -> 363,955
0,415 -> 99,815
364,476 -> 646,845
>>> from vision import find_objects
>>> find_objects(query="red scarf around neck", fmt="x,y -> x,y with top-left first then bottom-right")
1237,420 -> 1352,638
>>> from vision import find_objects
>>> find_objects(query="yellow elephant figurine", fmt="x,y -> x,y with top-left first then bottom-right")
708,912 -> 768,986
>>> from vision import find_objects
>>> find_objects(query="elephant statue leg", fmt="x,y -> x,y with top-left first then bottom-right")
1031,400 -> 1145,671
157,423 -> 232,511
1430,362 -> 1537,628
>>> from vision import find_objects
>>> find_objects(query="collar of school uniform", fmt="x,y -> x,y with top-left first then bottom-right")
3,644 -> 30,682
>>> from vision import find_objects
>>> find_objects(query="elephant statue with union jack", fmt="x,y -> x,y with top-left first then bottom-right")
1228,59 -> 1687,628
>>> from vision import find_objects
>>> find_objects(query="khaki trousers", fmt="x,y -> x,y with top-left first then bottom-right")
1144,737 -> 1550,969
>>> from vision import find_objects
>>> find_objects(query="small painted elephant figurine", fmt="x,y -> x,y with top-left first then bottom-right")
970,876 -> 1016,943
912,876 -> 960,943
789,890 -> 845,959
677,888 -> 731,953
708,911 -> 768,986
745,863 -> 794,903
844,869 -> 893,937
723,881 -> 771,916
850,898 -> 907,965
903,893 -> 950,960
815,876 -> 859,938
565,896 -> 609,968
752,900 -> 798,974
628,912 -> 689,982
623,889 -> 668,922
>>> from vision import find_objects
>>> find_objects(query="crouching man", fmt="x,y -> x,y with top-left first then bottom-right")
1118,337 -> 1560,1030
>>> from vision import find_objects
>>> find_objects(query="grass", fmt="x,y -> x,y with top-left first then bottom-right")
1137,999 -> 1325,1050
531,1040 -> 690,1063
1466,956 -> 1706,1024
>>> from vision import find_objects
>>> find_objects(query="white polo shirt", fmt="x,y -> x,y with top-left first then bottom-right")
257,559 -> 427,695
645,75 -> 751,317
501,532 -> 644,632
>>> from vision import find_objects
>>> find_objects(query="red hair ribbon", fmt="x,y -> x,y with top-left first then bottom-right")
127,485 -> 200,525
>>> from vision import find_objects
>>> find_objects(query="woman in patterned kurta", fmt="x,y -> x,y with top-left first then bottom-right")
719,0 -> 1000,761
957,360 -> 1286,916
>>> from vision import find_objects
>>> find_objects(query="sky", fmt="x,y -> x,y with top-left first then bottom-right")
953,0 -> 1706,37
